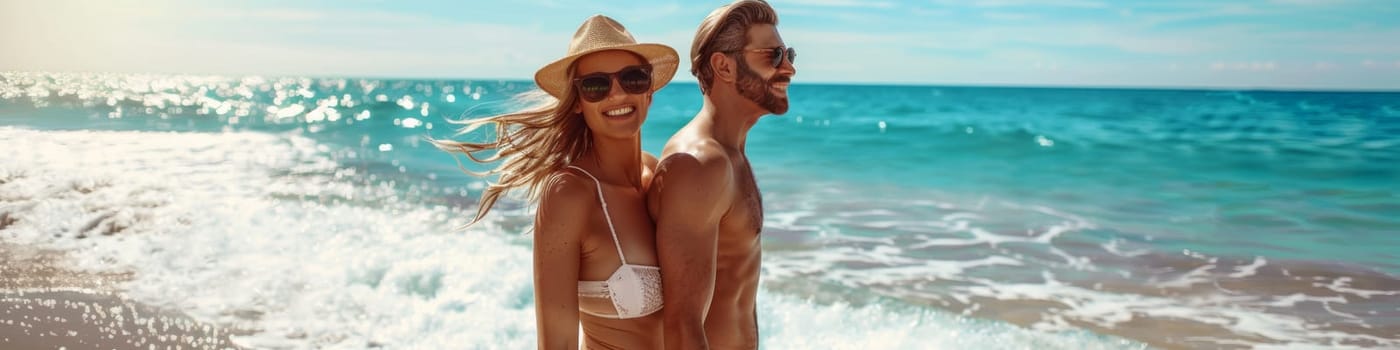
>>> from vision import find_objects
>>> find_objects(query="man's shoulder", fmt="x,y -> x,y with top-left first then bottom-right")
662,131 -> 732,163
657,138 -> 732,185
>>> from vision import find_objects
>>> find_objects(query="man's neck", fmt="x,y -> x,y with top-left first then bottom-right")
698,90 -> 765,152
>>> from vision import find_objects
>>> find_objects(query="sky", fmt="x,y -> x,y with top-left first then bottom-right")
2,0 -> 1399,90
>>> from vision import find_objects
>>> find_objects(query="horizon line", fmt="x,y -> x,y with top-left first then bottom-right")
5,70 -> 1400,94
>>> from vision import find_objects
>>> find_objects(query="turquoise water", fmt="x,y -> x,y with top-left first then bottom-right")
3,72 -> 1397,348
766,85 -> 1400,268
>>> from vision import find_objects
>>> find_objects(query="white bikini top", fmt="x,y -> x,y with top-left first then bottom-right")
569,166 -> 663,319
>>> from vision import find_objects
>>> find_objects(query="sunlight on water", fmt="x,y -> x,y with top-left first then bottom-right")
0,72 -> 497,132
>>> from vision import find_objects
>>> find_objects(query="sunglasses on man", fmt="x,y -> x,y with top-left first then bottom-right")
726,46 -> 797,68
572,64 -> 653,103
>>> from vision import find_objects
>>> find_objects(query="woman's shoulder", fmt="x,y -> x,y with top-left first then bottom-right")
541,167 -> 595,201
641,152 -> 660,190
536,168 -> 595,239
642,151 -> 659,171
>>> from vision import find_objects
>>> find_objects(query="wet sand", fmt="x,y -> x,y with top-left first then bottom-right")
764,225 -> 1400,350
927,253 -> 1400,349
1,244 -> 243,350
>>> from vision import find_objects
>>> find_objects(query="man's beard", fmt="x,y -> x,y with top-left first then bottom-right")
734,57 -> 789,115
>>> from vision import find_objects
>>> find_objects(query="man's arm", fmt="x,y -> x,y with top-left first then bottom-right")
652,149 -> 732,350
533,172 -> 587,350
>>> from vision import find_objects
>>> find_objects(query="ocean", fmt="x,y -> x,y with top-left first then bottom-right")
1,71 -> 1396,349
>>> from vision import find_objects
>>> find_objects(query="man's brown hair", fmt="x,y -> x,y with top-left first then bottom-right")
690,0 -> 779,95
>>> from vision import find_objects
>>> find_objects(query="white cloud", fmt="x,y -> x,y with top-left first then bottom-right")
774,0 -> 897,9
1270,0 -> 1356,5
981,12 -> 1039,21
931,0 -> 1108,8
216,9 -> 329,22
1131,4 -> 1268,28
1208,61 -> 1279,71
942,24 -> 1210,55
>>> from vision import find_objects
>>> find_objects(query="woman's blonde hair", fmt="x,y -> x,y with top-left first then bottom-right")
431,83 -> 590,227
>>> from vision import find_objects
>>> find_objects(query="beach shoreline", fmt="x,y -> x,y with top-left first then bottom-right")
1,243 -> 244,350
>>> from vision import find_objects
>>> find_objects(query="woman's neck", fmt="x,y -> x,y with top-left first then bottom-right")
584,135 -> 643,189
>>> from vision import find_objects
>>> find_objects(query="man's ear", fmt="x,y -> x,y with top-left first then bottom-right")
710,52 -> 736,84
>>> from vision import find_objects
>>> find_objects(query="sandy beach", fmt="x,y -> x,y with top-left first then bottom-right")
1,244 -> 243,350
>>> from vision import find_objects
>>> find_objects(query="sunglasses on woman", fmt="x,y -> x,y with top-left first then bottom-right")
573,64 -> 653,103
727,46 -> 796,68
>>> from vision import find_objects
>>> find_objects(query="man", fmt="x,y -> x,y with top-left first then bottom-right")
648,0 -> 796,348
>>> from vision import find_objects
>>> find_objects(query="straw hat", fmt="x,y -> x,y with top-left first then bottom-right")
534,15 -> 680,99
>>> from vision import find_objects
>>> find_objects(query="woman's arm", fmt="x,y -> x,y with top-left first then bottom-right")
533,172 -> 589,349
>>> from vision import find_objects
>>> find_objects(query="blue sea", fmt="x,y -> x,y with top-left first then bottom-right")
2,72 -> 1397,349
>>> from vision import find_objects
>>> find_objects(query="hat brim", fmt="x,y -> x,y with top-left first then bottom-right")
534,43 -> 680,100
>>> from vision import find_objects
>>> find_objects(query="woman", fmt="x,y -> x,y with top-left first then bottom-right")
432,15 -> 678,349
